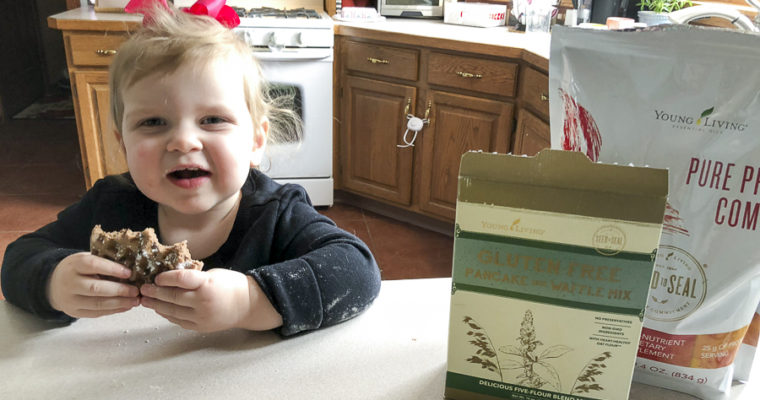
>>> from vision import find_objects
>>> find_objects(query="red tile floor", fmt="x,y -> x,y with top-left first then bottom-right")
0,118 -> 454,300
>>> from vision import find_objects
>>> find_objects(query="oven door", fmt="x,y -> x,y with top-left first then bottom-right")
255,51 -> 333,181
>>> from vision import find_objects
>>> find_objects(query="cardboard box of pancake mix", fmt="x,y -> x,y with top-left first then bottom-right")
445,150 -> 668,400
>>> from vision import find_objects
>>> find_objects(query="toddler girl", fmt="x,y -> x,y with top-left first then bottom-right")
1,2 -> 381,336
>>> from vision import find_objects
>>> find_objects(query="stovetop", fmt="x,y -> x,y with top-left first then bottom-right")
233,7 -> 321,19
231,7 -> 334,49
232,7 -> 334,29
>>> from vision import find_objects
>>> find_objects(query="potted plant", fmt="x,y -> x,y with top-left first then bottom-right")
638,0 -> 693,26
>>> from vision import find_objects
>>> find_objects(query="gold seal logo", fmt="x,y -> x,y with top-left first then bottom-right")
592,225 -> 626,256
646,245 -> 707,322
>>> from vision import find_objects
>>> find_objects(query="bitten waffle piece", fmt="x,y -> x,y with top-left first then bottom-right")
90,225 -> 203,286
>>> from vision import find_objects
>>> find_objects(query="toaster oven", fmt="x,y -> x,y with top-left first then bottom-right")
378,0 -> 443,18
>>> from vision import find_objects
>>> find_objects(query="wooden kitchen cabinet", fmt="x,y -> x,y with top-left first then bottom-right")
514,108 -> 550,156
71,70 -> 128,184
418,90 -> 513,220
427,51 -> 518,97
65,31 -> 130,187
48,12 -> 136,188
63,31 -> 127,189
340,40 -> 420,206
337,37 -> 516,222
344,40 -> 419,81
513,66 -> 551,156
341,75 -> 417,205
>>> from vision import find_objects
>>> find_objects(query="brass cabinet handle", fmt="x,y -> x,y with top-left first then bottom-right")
424,100 -> 432,120
540,93 -> 549,101
403,98 -> 411,116
95,49 -> 117,56
367,57 -> 389,64
456,71 -> 483,79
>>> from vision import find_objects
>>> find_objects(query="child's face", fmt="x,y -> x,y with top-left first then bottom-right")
117,58 -> 266,216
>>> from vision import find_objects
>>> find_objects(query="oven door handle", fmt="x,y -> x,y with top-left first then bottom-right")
253,51 -> 333,61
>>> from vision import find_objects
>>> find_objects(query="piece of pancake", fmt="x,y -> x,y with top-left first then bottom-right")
90,225 -> 203,286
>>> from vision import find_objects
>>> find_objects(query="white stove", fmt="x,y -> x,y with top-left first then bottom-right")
234,8 -> 334,56
232,7 -> 335,206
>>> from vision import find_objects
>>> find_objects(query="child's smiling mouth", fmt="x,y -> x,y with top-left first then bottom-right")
167,166 -> 211,189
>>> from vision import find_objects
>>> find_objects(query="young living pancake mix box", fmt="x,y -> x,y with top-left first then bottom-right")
445,150 -> 668,400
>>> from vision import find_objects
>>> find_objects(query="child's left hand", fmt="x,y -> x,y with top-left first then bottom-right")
139,268 -> 282,333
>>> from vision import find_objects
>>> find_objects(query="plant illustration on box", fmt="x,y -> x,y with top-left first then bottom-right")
462,311 -> 612,395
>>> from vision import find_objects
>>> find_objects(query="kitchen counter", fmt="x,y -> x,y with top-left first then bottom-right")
47,6 -> 141,31
334,17 -> 549,71
1,279 -> 447,399
335,17 -> 550,63
1,278 -> 757,399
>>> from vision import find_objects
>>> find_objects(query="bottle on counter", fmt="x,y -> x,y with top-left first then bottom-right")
565,8 -> 579,26
525,0 -> 554,34
578,0 -> 593,23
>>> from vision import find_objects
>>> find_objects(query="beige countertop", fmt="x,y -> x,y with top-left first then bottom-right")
0,279 -> 449,400
334,17 -> 550,61
47,6 -> 141,31
2,278 -> 758,399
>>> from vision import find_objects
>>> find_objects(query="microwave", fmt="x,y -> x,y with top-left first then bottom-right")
378,0 -> 443,18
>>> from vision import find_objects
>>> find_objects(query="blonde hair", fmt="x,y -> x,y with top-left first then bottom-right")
109,5 -> 301,146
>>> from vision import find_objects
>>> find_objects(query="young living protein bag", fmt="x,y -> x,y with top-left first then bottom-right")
549,25 -> 760,399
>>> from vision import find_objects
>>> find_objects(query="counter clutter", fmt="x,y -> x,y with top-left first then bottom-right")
0,278 -> 757,399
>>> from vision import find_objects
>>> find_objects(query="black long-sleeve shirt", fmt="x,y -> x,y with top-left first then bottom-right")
1,170 -> 381,336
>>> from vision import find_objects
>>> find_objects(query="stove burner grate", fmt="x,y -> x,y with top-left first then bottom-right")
232,7 -> 321,19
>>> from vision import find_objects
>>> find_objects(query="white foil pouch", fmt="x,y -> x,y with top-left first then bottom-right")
549,25 -> 760,399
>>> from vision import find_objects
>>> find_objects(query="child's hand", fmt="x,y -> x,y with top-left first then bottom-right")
140,269 -> 282,333
47,252 -> 141,318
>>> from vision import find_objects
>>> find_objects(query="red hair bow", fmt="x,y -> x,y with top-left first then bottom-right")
184,0 -> 240,28
125,0 -> 240,28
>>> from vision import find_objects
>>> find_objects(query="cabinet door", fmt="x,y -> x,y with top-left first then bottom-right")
519,66 -> 550,120
340,75 -> 417,205
71,71 -> 128,188
418,91 -> 513,220
513,109 -> 550,156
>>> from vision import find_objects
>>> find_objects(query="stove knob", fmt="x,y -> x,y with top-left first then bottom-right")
243,31 -> 254,46
234,30 -> 248,45
267,32 -> 284,52
295,32 -> 304,47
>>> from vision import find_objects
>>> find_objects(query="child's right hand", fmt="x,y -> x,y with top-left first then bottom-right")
46,252 -> 141,318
